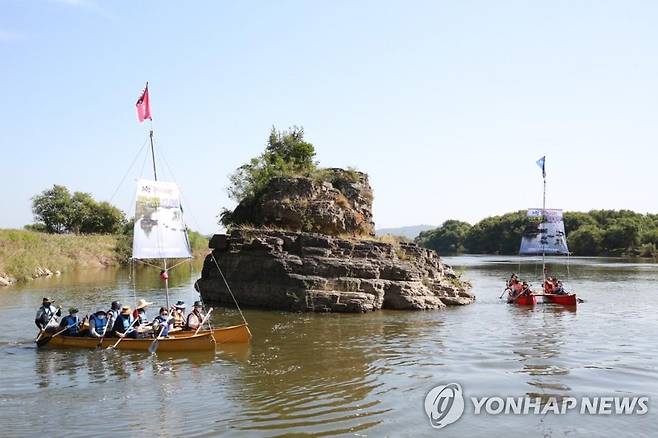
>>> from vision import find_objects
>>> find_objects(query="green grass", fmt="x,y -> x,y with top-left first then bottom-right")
0,229 -> 209,283
0,229 -> 121,282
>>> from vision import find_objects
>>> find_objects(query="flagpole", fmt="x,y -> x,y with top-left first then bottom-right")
149,127 -> 157,181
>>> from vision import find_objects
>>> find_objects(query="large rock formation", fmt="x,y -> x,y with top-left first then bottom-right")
196,228 -> 474,312
198,167 -> 474,313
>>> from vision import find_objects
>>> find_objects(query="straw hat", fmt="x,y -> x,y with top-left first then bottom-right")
120,305 -> 132,315
136,299 -> 153,310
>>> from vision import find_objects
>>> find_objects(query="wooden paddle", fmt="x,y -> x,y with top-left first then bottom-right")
148,324 -> 167,354
106,317 -> 140,351
193,308 -> 214,336
96,315 -> 111,349
36,322 -> 77,347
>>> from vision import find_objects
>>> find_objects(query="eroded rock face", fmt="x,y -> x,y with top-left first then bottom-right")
195,229 -> 475,313
226,168 -> 375,237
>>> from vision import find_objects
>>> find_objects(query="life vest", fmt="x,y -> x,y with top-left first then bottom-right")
90,314 -> 107,335
544,281 -> 554,294
153,315 -> 170,336
513,282 -> 524,293
172,311 -> 185,328
186,311 -> 204,329
114,314 -> 132,333
61,315 -> 79,336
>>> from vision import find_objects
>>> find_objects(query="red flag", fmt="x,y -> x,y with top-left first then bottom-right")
135,83 -> 151,122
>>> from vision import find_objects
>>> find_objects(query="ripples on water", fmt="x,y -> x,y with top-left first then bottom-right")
0,257 -> 657,437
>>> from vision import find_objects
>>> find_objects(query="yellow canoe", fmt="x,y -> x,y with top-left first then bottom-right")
173,323 -> 252,344
44,332 -> 216,352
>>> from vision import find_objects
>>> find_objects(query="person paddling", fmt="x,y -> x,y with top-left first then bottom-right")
35,297 -> 61,333
169,301 -> 186,332
152,307 -> 172,338
59,308 -> 81,337
89,309 -> 108,338
186,301 -> 206,331
112,305 -> 136,339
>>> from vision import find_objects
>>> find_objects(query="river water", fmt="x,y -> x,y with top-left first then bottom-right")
0,256 -> 656,437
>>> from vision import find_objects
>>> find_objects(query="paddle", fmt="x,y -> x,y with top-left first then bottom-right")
193,308 -> 214,336
106,317 -> 140,351
36,322 -> 77,347
148,325 -> 166,354
96,315 -> 111,349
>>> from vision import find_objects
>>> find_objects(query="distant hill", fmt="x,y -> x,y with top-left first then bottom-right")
375,224 -> 436,240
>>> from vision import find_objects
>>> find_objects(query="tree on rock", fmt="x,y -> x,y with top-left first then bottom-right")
227,126 -> 317,203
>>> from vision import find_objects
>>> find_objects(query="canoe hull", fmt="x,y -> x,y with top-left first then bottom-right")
508,295 -> 537,306
543,294 -> 578,306
44,332 -> 216,352
175,323 -> 252,344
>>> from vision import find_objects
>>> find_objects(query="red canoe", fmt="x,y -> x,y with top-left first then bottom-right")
543,294 -> 578,306
508,294 -> 537,306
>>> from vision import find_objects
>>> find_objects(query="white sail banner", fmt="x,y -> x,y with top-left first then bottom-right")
132,179 -> 192,259
519,208 -> 569,255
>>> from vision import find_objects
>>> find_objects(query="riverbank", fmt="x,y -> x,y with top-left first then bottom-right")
0,229 -> 208,286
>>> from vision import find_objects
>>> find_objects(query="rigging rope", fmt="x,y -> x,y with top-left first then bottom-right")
109,138 -> 149,204
210,252 -> 247,325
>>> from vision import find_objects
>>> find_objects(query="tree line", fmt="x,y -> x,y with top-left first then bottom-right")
29,185 -> 126,234
415,210 -> 658,257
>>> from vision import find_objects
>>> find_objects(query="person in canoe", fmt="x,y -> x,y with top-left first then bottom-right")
152,307 -> 172,338
543,277 -> 555,294
552,278 -> 567,295
35,297 -> 61,333
185,301 -> 206,331
132,299 -> 153,337
59,307 -> 82,337
506,274 -> 524,297
88,309 -> 109,338
169,300 -> 187,333
112,305 -> 137,339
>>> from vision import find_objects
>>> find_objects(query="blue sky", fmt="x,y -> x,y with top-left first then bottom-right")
2,0 -> 657,234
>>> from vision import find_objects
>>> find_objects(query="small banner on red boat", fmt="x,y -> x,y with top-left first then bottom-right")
519,208 -> 569,255
132,179 -> 192,259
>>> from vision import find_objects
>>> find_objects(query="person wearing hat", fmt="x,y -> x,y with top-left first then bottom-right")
186,301 -> 206,331
132,299 -> 153,337
88,309 -> 109,338
59,307 -> 81,337
112,305 -> 137,338
35,297 -> 61,332
169,300 -> 187,332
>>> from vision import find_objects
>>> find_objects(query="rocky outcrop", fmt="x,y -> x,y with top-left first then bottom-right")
0,272 -> 16,287
195,229 -> 474,313
224,168 -> 375,237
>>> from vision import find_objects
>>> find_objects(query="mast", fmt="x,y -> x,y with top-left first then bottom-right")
149,128 -> 158,181
164,259 -> 170,309
542,168 -> 546,288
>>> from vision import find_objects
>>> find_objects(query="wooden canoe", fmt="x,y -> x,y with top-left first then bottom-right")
43,332 -> 216,351
173,323 -> 252,344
